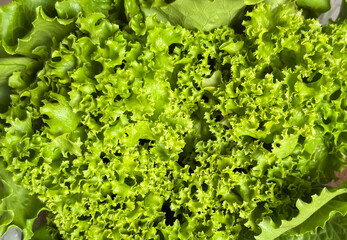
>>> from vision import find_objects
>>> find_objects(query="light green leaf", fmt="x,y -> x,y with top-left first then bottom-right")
141,0 -> 246,31
3,6 -> 75,58
0,161 -> 49,240
296,0 -> 331,14
0,57 -> 40,112
256,188 -> 347,240
278,213 -> 347,240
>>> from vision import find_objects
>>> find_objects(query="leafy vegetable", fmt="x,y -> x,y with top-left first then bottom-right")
339,0 -> 347,20
0,0 -> 75,58
140,0 -> 248,31
0,0 -> 346,239
130,0 -> 334,31
0,0 -> 76,113
278,213 -> 347,240
296,0 -> 330,16
0,162 -> 51,240
257,187 -> 347,239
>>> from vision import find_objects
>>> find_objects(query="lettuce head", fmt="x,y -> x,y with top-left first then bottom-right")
0,0 -> 347,239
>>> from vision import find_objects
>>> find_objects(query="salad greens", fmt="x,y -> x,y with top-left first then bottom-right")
0,162 -> 46,240
257,187 -> 347,239
277,213 -> 347,240
0,0 -> 346,239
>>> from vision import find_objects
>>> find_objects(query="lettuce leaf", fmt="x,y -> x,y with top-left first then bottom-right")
135,0 -> 332,32
339,0 -> 347,20
296,0 -> 331,16
0,162 -> 50,240
0,0 -> 75,58
278,213 -> 347,240
256,187 -> 347,239
0,0 -> 75,115
0,1 -> 346,240
140,0 -> 247,31
0,57 -> 39,112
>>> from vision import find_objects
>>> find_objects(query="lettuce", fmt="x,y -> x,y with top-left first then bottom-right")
257,187 -> 347,239
126,0 -> 334,32
0,0 -> 76,114
0,0 -> 346,239
140,0 -> 247,31
296,0 -> 330,17
0,161 -> 54,240
278,213 -> 347,240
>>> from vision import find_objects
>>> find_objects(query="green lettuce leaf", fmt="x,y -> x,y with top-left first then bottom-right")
0,161 -> 50,240
1,4 -> 75,58
0,0 -> 56,49
338,0 -> 347,20
140,0 -> 247,31
0,57 -> 40,113
134,0 -> 331,32
278,213 -> 347,240
256,187 -> 347,240
296,0 -> 331,17
0,0 -> 76,115
0,1 -> 346,240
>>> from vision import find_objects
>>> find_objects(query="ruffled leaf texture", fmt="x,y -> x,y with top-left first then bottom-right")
0,161 -> 50,240
278,213 -> 347,240
133,0 -> 331,32
0,0 -> 77,113
256,187 -> 347,240
0,2 -> 346,240
0,0 -> 117,112
139,0 -> 247,32
0,0 -> 76,58
0,0 -> 114,238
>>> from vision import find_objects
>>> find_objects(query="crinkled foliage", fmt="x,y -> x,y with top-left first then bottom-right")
0,2 -> 347,240
278,213 -> 347,240
0,161 -> 57,240
257,187 -> 347,240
